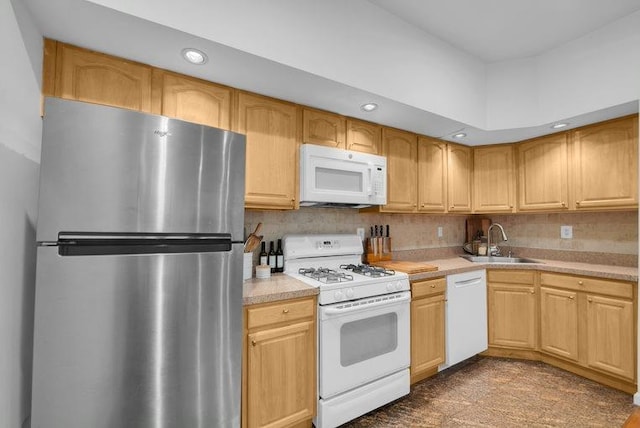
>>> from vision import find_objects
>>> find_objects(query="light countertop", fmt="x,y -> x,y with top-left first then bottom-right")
242,258 -> 638,306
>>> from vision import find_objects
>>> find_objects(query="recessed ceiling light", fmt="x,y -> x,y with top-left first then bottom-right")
360,103 -> 378,112
453,132 -> 467,139
551,122 -> 569,129
181,48 -> 208,65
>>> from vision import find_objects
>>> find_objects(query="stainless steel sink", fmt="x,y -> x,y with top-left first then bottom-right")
459,255 -> 540,264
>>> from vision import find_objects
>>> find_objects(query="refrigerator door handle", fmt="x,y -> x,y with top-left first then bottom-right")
57,232 -> 234,256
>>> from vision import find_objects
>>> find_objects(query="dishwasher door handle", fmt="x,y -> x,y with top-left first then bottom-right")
452,277 -> 483,287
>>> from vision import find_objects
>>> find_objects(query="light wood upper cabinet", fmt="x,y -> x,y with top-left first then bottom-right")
487,270 -> 537,350
346,119 -> 381,154
447,143 -> 472,212
410,278 -> 446,384
382,128 -> 418,212
473,145 -> 516,213
417,138 -> 448,213
235,92 -> 300,210
244,297 -> 316,428
51,42 -> 152,112
540,286 -> 579,362
517,134 -> 569,211
302,108 -> 345,148
151,71 -> 232,129
572,115 -> 638,210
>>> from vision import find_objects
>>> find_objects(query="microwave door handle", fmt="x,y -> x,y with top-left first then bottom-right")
367,164 -> 373,196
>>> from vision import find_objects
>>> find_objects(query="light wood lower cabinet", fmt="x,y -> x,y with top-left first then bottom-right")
540,286 -> 579,361
539,272 -> 636,385
410,278 -> 446,384
487,270 -> 537,350
586,294 -> 635,380
243,297 -> 316,428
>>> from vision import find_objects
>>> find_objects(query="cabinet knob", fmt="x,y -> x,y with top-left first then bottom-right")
282,308 -> 290,314
561,201 -> 566,207
251,340 -> 256,346
421,204 -> 425,207
578,281 -> 583,285
413,204 -> 417,207
576,201 -> 581,206
569,296 -> 575,300
530,289 -> 535,294
430,284 -> 436,288
449,206 -> 454,210
588,298 -> 593,303
291,198 -> 296,202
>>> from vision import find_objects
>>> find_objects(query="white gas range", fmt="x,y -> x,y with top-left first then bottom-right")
283,234 -> 411,428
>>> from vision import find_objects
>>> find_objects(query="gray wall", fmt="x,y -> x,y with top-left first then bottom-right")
0,0 -> 43,426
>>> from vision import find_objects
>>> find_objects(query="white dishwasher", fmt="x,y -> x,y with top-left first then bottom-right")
440,269 -> 487,370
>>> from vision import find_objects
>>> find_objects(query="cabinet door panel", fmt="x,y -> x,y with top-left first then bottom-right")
447,144 -> 472,212
236,93 -> 299,209
573,116 -> 638,209
540,287 -> 578,361
488,284 -> 536,349
56,44 -> 152,112
303,109 -> 345,148
417,138 -> 447,213
586,294 -> 634,380
247,321 -> 315,428
517,134 -> 569,211
155,72 -> 231,129
411,295 -> 445,379
346,119 -> 381,154
382,128 -> 417,212
473,145 -> 515,213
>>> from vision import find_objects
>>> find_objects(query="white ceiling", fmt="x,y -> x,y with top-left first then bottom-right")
19,0 -> 640,146
369,0 -> 640,62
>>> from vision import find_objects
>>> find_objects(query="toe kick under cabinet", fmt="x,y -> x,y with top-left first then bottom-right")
539,272 -> 636,386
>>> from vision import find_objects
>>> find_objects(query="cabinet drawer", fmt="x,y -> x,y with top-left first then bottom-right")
412,277 -> 446,298
247,297 -> 315,330
488,270 -> 535,285
540,272 -> 633,299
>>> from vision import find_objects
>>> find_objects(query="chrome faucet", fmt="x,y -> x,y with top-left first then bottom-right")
487,223 -> 508,256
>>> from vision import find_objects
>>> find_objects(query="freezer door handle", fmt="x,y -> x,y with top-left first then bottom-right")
56,232 -> 234,256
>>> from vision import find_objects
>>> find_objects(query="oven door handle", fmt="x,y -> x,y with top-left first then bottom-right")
322,291 -> 411,316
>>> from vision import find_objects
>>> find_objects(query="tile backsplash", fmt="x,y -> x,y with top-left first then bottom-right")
245,208 -> 638,264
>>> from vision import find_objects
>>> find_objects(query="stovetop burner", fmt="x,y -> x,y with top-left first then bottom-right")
340,264 -> 396,278
298,267 -> 354,284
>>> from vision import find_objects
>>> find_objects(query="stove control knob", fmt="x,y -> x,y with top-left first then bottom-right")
396,282 -> 403,291
387,283 -> 394,292
334,290 -> 344,301
346,288 -> 354,299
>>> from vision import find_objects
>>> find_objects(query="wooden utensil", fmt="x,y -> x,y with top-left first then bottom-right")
244,223 -> 263,253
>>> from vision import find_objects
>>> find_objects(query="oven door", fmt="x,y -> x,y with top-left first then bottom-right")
318,291 -> 410,399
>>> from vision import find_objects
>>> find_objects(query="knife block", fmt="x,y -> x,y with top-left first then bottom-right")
365,237 -> 392,263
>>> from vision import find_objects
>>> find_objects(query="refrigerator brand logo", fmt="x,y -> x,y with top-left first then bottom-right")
154,130 -> 172,137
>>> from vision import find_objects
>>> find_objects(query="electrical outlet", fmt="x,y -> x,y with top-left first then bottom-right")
356,227 -> 365,241
561,225 -> 573,239
437,226 -> 443,238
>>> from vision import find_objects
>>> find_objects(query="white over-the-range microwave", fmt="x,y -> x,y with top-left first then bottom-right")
299,144 -> 387,208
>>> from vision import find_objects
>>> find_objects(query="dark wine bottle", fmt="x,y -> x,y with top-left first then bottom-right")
259,241 -> 268,266
268,241 -> 276,273
275,239 -> 284,273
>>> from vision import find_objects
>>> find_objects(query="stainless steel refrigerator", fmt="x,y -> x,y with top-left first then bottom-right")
31,98 -> 246,428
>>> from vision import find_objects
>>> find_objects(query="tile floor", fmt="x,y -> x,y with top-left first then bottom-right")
342,357 -> 637,427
